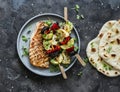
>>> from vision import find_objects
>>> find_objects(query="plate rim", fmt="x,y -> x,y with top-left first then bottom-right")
17,13 -> 80,77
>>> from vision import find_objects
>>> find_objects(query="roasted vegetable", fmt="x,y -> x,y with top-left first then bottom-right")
66,46 -> 74,53
60,38 -> 75,49
46,45 -> 61,54
41,26 -> 49,34
60,36 -> 71,45
62,52 -> 70,64
43,40 -> 51,50
45,20 -> 52,26
50,22 -> 60,31
64,21 -> 73,33
50,59 -> 59,65
42,32 -> 53,40
50,54 -> 63,65
49,50 -> 61,58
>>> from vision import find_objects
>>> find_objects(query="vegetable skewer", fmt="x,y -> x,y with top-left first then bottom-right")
64,7 -> 86,67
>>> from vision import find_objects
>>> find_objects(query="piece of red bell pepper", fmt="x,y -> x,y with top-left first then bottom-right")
66,46 -> 74,53
46,45 -> 61,54
60,36 -> 71,45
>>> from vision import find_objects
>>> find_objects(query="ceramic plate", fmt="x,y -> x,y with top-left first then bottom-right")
17,13 -> 80,76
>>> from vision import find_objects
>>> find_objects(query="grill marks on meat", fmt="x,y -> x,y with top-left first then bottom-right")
29,22 -> 49,68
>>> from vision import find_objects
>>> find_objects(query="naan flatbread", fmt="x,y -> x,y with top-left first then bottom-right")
99,20 -> 120,70
29,22 -> 49,68
86,20 -> 120,77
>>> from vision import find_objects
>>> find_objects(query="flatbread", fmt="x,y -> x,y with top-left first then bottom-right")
99,20 -> 120,70
29,22 -> 49,68
86,20 -> 120,77
87,38 -> 120,77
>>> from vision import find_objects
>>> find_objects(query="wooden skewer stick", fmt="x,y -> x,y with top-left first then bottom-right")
64,7 -> 86,67
75,54 -> 86,67
64,7 -> 68,21
59,64 -> 67,79
55,7 -> 69,79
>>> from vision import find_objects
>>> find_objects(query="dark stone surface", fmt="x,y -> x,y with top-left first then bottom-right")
0,0 -> 120,92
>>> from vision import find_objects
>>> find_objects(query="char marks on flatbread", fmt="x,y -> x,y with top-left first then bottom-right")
29,22 -> 49,68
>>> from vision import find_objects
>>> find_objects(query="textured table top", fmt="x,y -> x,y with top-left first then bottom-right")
0,0 -> 120,92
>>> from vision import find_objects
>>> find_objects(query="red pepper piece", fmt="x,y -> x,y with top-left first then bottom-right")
50,23 -> 60,31
66,46 -> 74,53
45,30 -> 50,34
46,45 -> 61,54
60,36 -> 71,45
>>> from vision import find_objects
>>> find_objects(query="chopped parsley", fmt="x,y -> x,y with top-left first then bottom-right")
77,71 -> 82,76
22,35 -> 28,42
106,46 -> 112,53
22,46 -> 29,56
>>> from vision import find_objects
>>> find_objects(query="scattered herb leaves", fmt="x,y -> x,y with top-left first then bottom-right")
74,38 -> 77,42
83,57 -> 89,63
27,30 -> 31,34
106,46 -> 112,53
72,4 -> 84,20
74,46 -> 79,51
80,14 -> 84,19
75,4 -> 80,13
77,15 -> 80,20
22,35 -> 28,42
22,46 -> 29,56
103,63 -> 112,70
62,64 -> 69,68
49,64 -> 60,72
77,71 -> 82,76
91,42 -> 94,48
76,14 -> 84,20
45,20 -> 52,26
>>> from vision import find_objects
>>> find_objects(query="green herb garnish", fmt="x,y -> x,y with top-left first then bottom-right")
22,35 -> 28,42
77,15 -> 80,19
27,30 -> 31,34
49,64 -> 60,72
83,57 -> 89,63
74,38 -> 77,42
76,14 -> 84,20
74,46 -> 79,51
80,14 -> 84,19
91,42 -> 94,48
77,71 -> 82,76
22,46 -> 29,56
72,4 -> 80,13
62,64 -> 69,68
106,46 -> 112,53
45,20 -> 52,26
103,63 -> 112,70
75,4 -> 80,12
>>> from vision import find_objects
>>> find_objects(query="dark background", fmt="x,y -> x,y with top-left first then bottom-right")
0,0 -> 120,92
